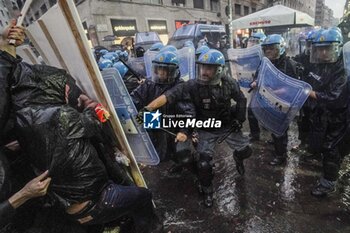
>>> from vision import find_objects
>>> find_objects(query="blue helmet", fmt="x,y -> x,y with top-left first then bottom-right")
261,34 -> 286,60
149,42 -> 164,51
252,32 -> 266,41
195,45 -> 210,57
247,32 -> 266,47
184,40 -> 195,48
98,58 -> 113,70
151,51 -> 179,84
159,45 -> 177,53
99,49 -> 109,55
196,49 -> 225,85
103,52 -> 119,62
113,61 -> 128,78
310,28 -> 343,64
306,30 -> 318,41
119,51 -> 129,61
313,27 -> 343,45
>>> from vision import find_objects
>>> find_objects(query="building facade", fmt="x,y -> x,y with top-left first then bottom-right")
315,0 -> 336,27
14,0 -> 57,25
75,0 -> 266,47
0,0 -> 18,31
10,0 -> 267,47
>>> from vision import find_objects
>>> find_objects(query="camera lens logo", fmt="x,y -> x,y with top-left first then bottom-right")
144,110 -> 162,129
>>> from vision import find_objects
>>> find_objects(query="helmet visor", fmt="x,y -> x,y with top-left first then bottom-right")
196,63 -> 222,85
310,43 -> 340,64
151,63 -> 178,84
262,44 -> 280,60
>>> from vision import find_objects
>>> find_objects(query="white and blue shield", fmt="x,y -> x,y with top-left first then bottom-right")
227,45 -> 263,103
250,57 -> 312,136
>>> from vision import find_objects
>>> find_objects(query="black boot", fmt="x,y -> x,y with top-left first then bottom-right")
233,146 -> 252,175
311,183 -> 335,197
269,156 -> 286,166
233,156 -> 245,175
311,179 -> 336,197
202,186 -> 214,208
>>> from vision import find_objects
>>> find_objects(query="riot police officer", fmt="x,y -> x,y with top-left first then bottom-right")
307,28 -> 348,197
293,29 -> 319,153
131,50 -> 195,162
141,49 -> 252,207
251,34 -> 298,165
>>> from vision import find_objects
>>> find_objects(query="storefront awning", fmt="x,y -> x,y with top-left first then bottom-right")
230,5 -> 314,30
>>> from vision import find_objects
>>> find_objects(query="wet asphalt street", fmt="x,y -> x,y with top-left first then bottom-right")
142,122 -> 350,233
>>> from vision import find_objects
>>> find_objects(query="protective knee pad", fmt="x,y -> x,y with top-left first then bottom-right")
175,140 -> 193,166
234,145 -> 252,160
196,152 -> 214,187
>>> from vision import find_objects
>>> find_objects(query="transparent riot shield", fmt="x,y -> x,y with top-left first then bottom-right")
143,50 -> 158,79
177,47 -> 196,81
343,41 -> 350,77
127,57 -> 147,77
102,68 -> 160,165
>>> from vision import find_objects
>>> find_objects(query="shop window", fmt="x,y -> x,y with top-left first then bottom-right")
210,0 -> 219,12
244,6 -> 249,15
193,0 -> 204,9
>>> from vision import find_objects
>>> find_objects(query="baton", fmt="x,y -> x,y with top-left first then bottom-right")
119,58 -> 143,81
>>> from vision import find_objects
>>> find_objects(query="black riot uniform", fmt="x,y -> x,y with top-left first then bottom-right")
250,52 -> 298,165
307,55 -> 348,196
294,51 -> 313,151
132,78 -> 195,162
165,75 -> 252,206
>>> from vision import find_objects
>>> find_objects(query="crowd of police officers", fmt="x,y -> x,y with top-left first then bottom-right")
1,17 -> 350,232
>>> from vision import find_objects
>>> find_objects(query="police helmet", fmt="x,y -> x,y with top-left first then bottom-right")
149,42 -> 164,52
196,49 -> 225,85
247,32 -> 266,47
113,61 -> 129,78
135,46 -> 145,57
151,51 -> 180,84
261,34 -> 286,60
310,27 -> 343,64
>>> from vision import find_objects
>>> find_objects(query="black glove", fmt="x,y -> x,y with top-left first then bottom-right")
136,106 -> 152,125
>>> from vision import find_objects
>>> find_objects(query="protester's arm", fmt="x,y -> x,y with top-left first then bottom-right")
0,171 -> 51,227
0,19 -> 25,57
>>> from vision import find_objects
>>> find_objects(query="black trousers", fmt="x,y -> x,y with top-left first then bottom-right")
70,182 -> 155,233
